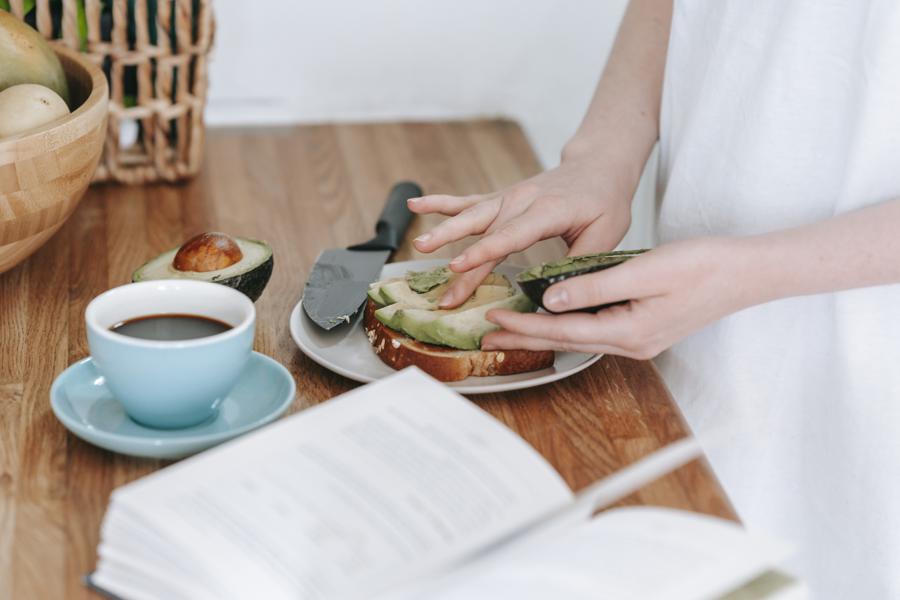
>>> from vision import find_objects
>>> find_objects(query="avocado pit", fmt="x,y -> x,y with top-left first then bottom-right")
133,232 -> 274,302
173,232 -> 243,272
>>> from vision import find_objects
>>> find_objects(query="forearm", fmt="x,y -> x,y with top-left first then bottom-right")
485,199 -> 900,358
562,0 -> 672,194
734,198 -> 900,305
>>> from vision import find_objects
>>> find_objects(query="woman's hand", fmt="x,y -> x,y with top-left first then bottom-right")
407,0 -> 673,308
482,238 -> 757,359
408,156 -> 634,307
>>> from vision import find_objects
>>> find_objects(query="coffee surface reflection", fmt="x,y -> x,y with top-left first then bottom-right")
111,314 -> 232,341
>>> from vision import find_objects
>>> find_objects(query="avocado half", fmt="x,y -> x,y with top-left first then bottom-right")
516,249 -> 649,313
133,237 -> 273,302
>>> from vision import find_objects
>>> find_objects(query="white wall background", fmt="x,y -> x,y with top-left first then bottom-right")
207,1 -> 656,248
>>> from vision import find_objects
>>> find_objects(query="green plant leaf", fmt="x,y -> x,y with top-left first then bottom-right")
76,0 -> 87,50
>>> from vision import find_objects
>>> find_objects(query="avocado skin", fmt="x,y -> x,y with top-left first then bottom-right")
517,250 -> 648,313
212,254 -> 273,302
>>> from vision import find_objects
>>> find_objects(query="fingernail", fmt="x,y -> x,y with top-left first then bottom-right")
481,342 -> 497,351
438,294 -> 455,308
544,289 -> 569,310
450,254 -> 465,266
407,197 -> 421,204
414,233 -> 431,244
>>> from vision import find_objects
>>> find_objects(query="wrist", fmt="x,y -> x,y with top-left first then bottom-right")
561,136 -> 645,207
561,135 -> 601,164
718,234 -> 791,309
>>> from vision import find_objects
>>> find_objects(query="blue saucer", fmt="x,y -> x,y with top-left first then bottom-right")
51,352 -> 295,459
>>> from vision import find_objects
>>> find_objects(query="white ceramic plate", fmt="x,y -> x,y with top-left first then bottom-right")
290,259 -> 601,394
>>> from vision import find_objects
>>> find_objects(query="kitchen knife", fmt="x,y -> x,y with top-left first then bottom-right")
302,181 -> 421,330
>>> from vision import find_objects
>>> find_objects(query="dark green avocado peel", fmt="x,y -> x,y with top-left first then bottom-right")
516,249 -> 649,313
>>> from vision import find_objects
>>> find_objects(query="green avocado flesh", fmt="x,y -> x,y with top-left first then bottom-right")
406,266 -> 451,292
431,294 -> 534,350
400,268 -> 511,295
393,308 -> 445,345
368,277 -> 401,304
517,249 -> 649,282
132,237 -> 273,302
370,265 -> 533,350
379,280 -> 442,308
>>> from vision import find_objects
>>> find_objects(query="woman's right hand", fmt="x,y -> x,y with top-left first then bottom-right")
407,155 -> 634,307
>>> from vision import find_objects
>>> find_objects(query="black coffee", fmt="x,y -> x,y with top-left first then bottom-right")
110,314 -> 232,341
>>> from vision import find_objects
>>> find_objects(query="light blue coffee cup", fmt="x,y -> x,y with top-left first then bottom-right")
85,280 -> 255,429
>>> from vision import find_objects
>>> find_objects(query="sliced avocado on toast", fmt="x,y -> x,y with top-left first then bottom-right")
430,294 -> 534,350
378,280 -> 438,308
393,285 -> 514,345
368,277 -> 401,304
394,308 -> 446,345
374,303 -> 407,329
369,264 -> 535,350
404,266 -> 511,293
406,266 -> 452,293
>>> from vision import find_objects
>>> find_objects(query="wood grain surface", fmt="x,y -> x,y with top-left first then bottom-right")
0,121 -> 735,598
0,44 -> 108,272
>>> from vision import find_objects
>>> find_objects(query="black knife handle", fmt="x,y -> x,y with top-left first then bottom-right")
349,181 -> 421,252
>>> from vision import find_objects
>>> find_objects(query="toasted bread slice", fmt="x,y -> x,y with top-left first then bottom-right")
363,299 -> 554,382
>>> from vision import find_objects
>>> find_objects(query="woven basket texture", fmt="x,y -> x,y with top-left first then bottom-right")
4,0 -> 214,184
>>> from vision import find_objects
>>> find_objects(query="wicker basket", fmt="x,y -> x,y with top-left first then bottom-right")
4,0 -> 214,184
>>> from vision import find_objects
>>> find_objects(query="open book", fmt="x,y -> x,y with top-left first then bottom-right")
90,368 -> 805,600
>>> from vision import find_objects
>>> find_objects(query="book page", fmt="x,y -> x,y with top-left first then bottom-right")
722,572 -> 808,600
404,507 -> 797,600
93,368 -> 573,600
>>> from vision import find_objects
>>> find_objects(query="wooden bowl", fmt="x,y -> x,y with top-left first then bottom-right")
0,43 -> 108,274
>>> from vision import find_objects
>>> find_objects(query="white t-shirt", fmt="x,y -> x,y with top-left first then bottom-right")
656,1 -> 900,597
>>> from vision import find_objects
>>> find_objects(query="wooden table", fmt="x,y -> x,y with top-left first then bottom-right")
0,120 -> 735,598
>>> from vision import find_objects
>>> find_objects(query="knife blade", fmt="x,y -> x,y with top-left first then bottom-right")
302,181 -> 421,330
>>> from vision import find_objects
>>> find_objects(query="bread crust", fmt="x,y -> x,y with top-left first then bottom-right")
363,299 -> 554,382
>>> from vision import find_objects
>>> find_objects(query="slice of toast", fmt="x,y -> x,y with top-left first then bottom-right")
363,299 -> 554,382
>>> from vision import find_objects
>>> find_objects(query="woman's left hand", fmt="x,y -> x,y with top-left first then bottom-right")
483,237 -> 759,359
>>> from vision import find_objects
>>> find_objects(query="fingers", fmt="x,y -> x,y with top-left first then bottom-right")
407,193 -> 487,216
449,210 -> 549,272
413,199 -> 499,253
481,330 -> 627,356
541,257 -> 654,312
485,306 -> 637,346
566,217 -> 628,257
485,305 -> 667,360
438,260 -> 499,308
